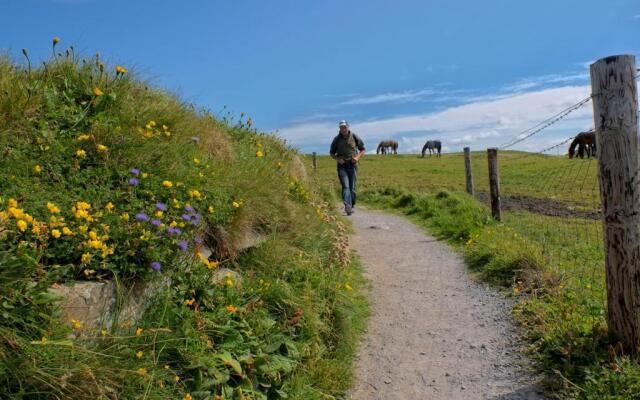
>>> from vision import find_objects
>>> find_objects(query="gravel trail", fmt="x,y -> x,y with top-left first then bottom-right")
349,207 -> 548,400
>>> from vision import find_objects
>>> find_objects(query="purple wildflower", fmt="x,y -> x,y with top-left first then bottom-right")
181,213 -> 191,221
150,261 -> 161,271
190,136 -> 200,143
130,168 -> 140,176
166,227 -> 182,235
135,212 -> 149,222
178,240 -> 188,252
190,214 -> 202,226
194,236 -> 203,245
156,202 -> 167,211
151,219 -> 162,227
184,205 -> 194,213
173,227 -> 182,235
129,178 -> 140,186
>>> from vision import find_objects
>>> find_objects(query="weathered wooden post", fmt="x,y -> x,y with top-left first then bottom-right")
464,147 -> 474,196
590,54 -> 640,354
312,152 -> 317,171
487,148 -> 501,221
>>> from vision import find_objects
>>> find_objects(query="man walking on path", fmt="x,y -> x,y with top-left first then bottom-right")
330,120 -> 365,215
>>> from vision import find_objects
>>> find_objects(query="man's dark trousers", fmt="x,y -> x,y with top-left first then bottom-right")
338,162 -> 357,211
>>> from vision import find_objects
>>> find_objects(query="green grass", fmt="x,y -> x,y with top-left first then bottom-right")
0,49 -> 367,399
308,153 -> 638,399
308,152 -> 599,207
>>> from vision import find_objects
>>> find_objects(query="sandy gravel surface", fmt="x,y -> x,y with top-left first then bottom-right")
349,207 -> 548,400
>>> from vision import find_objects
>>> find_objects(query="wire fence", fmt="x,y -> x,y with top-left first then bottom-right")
470,87 -> 608,315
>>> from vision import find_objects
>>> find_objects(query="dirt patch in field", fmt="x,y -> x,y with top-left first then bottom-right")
475,192 -> 601,220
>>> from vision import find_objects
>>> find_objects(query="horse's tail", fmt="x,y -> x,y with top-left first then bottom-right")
568,137 -> 580,158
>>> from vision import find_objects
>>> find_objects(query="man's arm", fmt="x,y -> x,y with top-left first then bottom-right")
353,135 -> 365,162
330,138 -> 345,164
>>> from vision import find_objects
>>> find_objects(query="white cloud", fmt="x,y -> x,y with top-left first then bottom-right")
341,89 -> 437,105
278,85 -> 594,154
633,14 -> 640,19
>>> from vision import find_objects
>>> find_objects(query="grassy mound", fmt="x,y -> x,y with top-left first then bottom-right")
0,49 -> 366,399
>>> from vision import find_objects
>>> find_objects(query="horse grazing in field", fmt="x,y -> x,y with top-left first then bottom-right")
421,140 -> 442,157
376,140 -> 398,155
568,130 -> 596,159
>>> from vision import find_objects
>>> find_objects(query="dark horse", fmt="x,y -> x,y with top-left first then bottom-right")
376,140 -> 398,155
421,140 -> 442,157
568,130 -> 596,159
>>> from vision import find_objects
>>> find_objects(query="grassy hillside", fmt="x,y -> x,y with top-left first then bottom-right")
309,153 -> 638,399
0,49 -> 366,399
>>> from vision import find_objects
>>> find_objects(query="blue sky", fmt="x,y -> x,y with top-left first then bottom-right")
3,0 -> 640,153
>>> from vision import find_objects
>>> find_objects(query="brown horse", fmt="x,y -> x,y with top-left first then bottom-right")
376,140 -> 398,155
568,130 -> 596,159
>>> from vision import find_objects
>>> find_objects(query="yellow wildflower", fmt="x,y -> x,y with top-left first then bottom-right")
105,202 -> 115,211
193,158 -> 200,165
76,201 -> 91,210
31,222 -> 41,235
184,394 -> 193,400
93,87 -> 104,96
89,230 -> 98,240
16,220 -> 27,232
232,201 -> 241,208
51,229 -> 61,239
47,202 -> 60,214
96,144 -> 108,152
115,65 -> 128,75
256,150 -> 264,158
121,213 -> 129,221
162,180 -> 173,188
188,190 -> 201,199
137,367 -> 147,377
33,165 -> 42,173
135,350 -> 143,359
77,134 -> 91,141
345,283 -> 353,291
53,37 -> 60,45
83,269 -> 95,277
141,172 -> 148,178
101,329 -> 108,337
79,225 -> 88,233
8,198 -> 18,208
173,375 -> 180,383
62,227 -> 74,236
135,327 -> 143,336
226,305 -> 238,314
208,206 -> 214,214
184,298 -> 195,306
81,253 -> 92,263
70,319 -> 82,329
154,210 -> 163,218
148,120 -> 156,127
75,149 -> 87,158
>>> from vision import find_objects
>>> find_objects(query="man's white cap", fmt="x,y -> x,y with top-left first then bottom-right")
338,120 -> 348,127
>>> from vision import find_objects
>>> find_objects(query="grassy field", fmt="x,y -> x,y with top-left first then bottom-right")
309,152 -> 600,209
307,153 -> 639,399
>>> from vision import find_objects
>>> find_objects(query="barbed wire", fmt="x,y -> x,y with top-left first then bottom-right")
499,96 -> 592,150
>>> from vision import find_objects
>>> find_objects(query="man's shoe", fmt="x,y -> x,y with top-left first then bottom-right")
345,205 -> 353,215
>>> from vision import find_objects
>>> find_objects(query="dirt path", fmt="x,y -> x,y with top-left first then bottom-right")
349,207 -> 548,400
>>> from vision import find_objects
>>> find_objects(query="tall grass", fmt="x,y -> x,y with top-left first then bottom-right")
0,48 -> 367,399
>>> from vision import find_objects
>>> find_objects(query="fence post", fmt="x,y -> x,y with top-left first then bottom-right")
487,148 -> 501,221
312,152 -> 317,171
590,54 -> 640,354
464,147 -> 474,196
